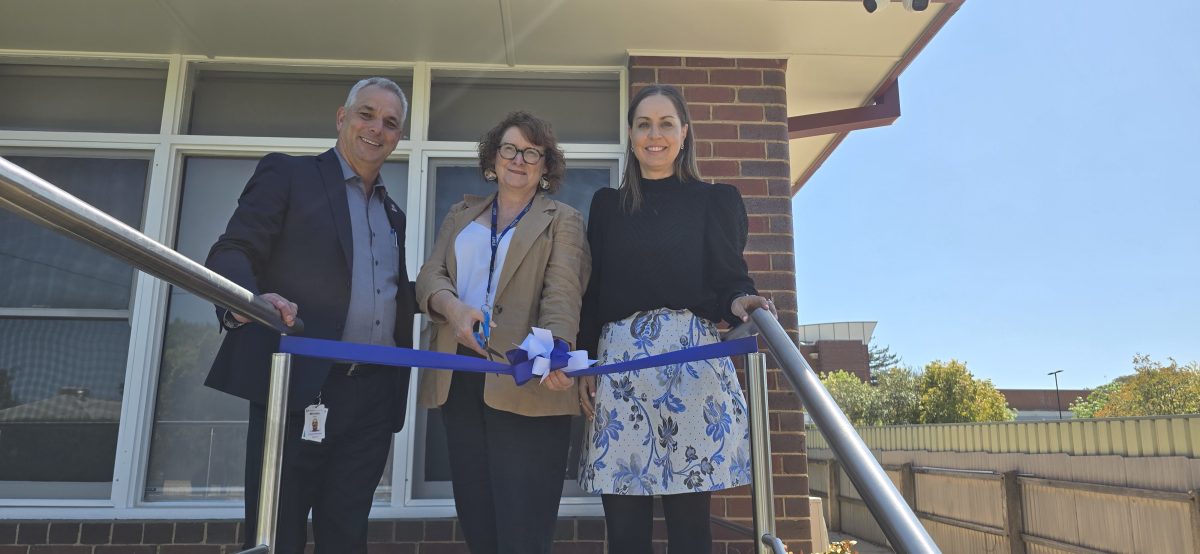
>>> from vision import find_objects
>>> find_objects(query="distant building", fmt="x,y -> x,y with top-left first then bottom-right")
797,321 -> 875,382
1000,389 -> 1093,420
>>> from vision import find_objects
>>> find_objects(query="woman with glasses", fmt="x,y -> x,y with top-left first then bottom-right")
576,84 -> 776,553
416,111 -> 590,554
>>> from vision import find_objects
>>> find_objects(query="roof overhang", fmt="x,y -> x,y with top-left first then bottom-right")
0,0 -> 962,195
787,0 -> 963,194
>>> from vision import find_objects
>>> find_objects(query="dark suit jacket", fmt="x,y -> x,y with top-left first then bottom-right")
204,149 -> 414,431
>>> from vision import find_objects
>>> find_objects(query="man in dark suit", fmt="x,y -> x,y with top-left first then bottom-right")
204,77 -> 414,554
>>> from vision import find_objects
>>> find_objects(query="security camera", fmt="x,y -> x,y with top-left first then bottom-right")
866,0 -> 930,13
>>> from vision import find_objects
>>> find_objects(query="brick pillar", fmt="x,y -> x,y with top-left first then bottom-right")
629,55 -> 811,554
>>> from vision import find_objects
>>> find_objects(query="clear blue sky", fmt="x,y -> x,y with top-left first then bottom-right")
793,1 -> 1200,391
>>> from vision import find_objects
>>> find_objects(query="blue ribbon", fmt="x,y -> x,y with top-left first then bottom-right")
278,334 -> 760,386
504,337 -> 574,385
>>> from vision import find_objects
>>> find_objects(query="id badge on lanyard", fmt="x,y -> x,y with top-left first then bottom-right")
474,195 -> 535,351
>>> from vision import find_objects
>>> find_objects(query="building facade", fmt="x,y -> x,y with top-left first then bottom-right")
0,1 -> 962,551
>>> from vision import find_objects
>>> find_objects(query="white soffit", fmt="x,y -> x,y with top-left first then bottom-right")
798,321 -> 878,344
0,1 -> 937,64
0,0 -> 949,186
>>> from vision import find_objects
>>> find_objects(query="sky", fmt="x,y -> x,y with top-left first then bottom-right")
792,1 -> 1200,391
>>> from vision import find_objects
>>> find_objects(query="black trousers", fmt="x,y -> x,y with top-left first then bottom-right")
441,369 -> 573,554
601,491 -> 713,554
243,366 -> 395,554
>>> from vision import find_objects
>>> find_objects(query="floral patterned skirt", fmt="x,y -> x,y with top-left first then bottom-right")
578,308 -> 752,495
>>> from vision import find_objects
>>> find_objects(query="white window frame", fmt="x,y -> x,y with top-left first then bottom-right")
0,50 -> 627,520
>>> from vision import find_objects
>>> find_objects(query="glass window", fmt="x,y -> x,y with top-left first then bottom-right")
145,155 -> 409,502
0,63 -> 167,134
0,154 -> 149,499
186,69 -> 414,139
428,74 -> 620,144
412,157 -> 615,499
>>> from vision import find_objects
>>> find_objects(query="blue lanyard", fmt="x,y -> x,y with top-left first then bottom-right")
484,195 -> 535,306
475,195 -> 535,351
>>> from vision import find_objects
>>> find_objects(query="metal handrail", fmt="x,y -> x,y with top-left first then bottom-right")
0,156 -> 302,335
2,156 -> 937,553
751,309 -> 941,553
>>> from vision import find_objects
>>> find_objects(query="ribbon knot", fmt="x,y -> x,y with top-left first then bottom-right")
505,327 -> 595,386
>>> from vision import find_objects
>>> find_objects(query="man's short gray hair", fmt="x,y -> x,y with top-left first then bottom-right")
344,77 -> 409,118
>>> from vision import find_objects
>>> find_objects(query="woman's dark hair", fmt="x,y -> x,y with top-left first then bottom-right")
619,84 -> 701,212
478,111 -> 566,194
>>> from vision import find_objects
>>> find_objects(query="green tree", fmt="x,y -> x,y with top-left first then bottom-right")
1094,354 -> 1200,417
918,359 -> 1015,424
874,366 -> 921,425
820,370 -> 881,427
868,341 -> 902,374
1068,380 -> 1124,418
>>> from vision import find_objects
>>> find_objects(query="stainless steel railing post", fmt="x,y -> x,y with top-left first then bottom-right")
746,352 -> 777,553
254,353 -> 293,552
751,309 -> 940,553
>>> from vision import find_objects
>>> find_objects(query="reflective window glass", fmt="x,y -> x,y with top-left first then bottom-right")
187,70 -> 414,139
0,156 -> 148,310
0,64 -> 166,133
428,75 -> 620,144
0,154 -> 149,499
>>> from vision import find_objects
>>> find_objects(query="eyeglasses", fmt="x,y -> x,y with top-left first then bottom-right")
498,143 -> 544,164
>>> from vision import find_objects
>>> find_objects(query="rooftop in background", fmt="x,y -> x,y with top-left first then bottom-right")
1000,389 -> 1092,421
798,321 -> 877,345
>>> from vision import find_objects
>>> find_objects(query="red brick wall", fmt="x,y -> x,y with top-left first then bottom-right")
629,55 -> 811,554
999,389 -> 1091,411
0,519 -> 605,553
799,341 -> 871,382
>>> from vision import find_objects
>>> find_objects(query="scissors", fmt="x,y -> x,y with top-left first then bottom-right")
472,311 -> 505,361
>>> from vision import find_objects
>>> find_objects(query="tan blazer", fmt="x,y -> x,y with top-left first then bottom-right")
416,192 -> 590,417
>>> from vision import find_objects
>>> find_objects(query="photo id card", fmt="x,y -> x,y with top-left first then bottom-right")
301,404 -> 328,442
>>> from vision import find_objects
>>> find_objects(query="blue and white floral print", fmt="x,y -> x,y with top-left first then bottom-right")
579,308 -> 752,495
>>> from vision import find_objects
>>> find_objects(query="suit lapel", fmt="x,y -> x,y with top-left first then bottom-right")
318,149 -> 354,270
383,195 -> 406,238
493,193 -> 554,301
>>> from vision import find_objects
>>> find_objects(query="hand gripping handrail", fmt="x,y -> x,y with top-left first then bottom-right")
750,308 -> 941,553
0,156 -> 302,335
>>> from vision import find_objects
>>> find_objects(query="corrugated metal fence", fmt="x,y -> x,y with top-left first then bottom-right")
807,416 -> 1200,553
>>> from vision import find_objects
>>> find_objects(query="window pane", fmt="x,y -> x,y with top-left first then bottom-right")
187,70 -> 413,139
146,155 -> 408,502
0,153 -> 146,499
0,156 -> 149,310
0,64 -> 166,133
428,75 -> 619,143
0,319 -> 129,499
413,158 -> 614,499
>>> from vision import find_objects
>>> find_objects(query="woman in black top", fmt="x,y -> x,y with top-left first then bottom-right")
577,84 -> 775,553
